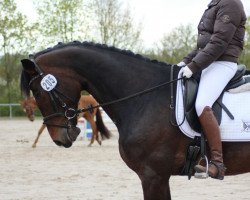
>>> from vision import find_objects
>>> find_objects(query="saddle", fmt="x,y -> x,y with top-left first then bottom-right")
181,65 -> 249,179
184,64 -> 248,133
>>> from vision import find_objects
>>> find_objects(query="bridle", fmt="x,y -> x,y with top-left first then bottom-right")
28,59 -> 79,129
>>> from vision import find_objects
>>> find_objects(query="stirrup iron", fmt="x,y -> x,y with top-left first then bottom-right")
194,155 -> 209,179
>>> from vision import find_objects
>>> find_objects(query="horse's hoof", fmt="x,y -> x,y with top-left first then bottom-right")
32,144 -> 36,148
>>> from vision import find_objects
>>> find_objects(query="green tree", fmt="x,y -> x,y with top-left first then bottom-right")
34,0 -> 90,46
150,24 -> 196,64
0,0 -> 33,103
90,0 -> 143,51
240,16 -> 250,68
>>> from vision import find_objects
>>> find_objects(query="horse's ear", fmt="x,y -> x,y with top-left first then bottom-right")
21,59 -> 36,74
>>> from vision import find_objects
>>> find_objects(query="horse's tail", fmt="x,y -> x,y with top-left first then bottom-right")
95,108 -> 111,140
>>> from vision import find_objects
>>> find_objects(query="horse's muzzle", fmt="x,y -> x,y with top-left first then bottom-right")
53,126 -> 80,148
67,126 -> 81,142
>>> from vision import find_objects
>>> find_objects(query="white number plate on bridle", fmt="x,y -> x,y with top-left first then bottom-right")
40,74 -> 57,91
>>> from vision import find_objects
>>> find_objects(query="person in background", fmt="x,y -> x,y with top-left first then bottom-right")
177,0 -> 246,180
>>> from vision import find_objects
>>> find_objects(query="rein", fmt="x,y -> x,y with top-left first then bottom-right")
77,76 -> 184,114
29,59 -> 184,128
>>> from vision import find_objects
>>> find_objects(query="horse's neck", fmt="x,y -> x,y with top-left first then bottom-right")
76,47 -> 170,123
79,96 -> 97,107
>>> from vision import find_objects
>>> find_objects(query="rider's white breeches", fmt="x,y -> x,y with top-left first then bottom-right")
195,61 -> 237,116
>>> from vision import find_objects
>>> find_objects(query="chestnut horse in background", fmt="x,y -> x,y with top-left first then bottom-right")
20,95 -> 111,147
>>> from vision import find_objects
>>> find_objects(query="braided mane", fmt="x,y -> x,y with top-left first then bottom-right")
33,41 -> 170,67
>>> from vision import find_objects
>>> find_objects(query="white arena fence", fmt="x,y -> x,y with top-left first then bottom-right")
0,103 -> 22,119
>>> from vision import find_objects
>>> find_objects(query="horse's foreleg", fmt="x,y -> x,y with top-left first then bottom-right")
140,171 -> 171,200
87,119 -> 100,147
32,124 -> 46,148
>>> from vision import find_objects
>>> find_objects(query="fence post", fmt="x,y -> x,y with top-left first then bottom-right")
9,104 -> 12,119
0,104 -> 20,119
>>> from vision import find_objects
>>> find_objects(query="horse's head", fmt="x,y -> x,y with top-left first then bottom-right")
20,97 -> 37,121
20,56 -> 82,148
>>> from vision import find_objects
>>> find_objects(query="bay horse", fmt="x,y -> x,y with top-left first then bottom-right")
20,95 -> 111,147
20,41 -> 250,200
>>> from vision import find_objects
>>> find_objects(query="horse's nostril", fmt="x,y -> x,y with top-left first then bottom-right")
64,142 -> 72,148
54,140 -> 62,146
54,140 -> 72,148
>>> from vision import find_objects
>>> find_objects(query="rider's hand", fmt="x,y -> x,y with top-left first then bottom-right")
182,66 -> 193,78
177,61 -> 186,67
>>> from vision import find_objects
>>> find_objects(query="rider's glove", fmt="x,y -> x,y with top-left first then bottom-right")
177,61 -> 186,67
182,66 -> 193,78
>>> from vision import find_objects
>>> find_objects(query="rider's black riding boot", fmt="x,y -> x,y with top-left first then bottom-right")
194,106 -> 226,180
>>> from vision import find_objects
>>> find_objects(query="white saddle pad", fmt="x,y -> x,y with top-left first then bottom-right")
176,71 -> 250,142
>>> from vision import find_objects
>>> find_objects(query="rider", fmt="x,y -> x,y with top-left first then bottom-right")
178,0 -> 246,180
